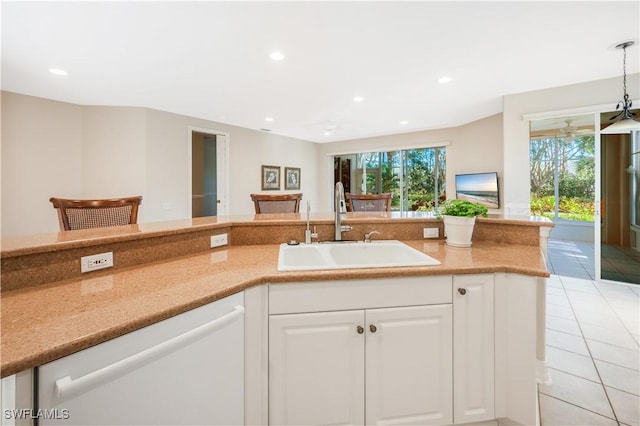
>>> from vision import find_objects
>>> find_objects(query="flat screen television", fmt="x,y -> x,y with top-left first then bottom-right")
455,172 -> 499,208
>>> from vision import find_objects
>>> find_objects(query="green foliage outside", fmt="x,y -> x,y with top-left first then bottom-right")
530,135 -> 595,222
530,196 -> 595,221
359,148 -> 446,212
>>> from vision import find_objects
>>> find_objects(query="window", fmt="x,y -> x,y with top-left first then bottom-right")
333,147 -> 446,212
529,135 -> 595,221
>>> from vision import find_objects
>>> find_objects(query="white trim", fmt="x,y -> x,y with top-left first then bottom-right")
325,140 -> 451,157
187,126 -> 230,217
522,100 -> 640,122
594,114 -> 603,282
536,360 -> 551,385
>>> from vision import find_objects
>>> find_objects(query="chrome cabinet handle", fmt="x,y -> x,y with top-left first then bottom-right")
369,324 -> 377,333
357,325 -> 364,334
458,288 -> 467,295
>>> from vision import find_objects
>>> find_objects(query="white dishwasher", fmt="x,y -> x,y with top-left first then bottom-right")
38,292 -> 244,426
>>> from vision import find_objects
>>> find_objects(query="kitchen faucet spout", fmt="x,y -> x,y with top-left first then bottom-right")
334,182 -> 351,240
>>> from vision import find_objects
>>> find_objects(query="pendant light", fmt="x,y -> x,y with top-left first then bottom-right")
601,41 -> 640,134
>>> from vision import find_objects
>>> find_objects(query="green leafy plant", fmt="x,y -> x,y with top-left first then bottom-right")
437,199 -> 488,218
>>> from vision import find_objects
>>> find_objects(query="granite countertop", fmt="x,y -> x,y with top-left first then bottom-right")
0,239 -> 548,378
0,212 -> 552,257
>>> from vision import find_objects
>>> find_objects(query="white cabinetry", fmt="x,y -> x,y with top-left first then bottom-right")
268,276 -> 453,426
366,305 -> 453,426
269,310 -> 365,426
453,274 -> 494,424
38,292 -> 245,426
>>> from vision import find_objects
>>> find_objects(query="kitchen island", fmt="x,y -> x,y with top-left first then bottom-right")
1,213 -> 552,425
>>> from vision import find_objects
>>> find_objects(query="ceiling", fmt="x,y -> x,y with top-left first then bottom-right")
2,1 -> 639,143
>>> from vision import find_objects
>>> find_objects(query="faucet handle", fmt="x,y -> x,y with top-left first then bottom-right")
364,230 -> 380,243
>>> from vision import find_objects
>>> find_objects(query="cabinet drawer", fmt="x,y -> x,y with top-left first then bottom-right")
269,275 -> 452,314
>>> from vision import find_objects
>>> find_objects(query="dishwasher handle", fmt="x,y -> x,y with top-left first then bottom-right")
55,304 -> 244,400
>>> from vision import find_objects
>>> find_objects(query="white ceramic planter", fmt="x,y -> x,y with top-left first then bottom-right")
443,215 -> 476,247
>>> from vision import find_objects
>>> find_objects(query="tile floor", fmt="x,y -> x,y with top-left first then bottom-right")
546,240 -> 596,280
546,239 -> 640,285
539,274 -> 640,425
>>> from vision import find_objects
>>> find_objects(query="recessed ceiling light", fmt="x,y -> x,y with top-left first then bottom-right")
324,131 -> 333,136
265,117 -> 274,122
353,96 -> 364,102
438,76 -> 452,84
48,68 -> 68,76
269,51 -> 284,61
400,120 -> 409,125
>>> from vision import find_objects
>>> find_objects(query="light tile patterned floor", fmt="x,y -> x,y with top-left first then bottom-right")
539,274 -> 640,426
546,239 -> 640,285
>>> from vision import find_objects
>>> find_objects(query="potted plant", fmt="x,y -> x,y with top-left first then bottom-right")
438,199 -> 488,247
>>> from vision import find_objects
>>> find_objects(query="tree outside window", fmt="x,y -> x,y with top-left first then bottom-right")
530,135 -> 595,221
334,147 -> 446,212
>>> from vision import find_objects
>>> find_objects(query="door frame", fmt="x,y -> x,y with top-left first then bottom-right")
187,126 -> 230,217
523,102 -> 640,284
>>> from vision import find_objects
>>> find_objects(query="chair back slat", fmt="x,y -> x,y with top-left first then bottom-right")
250,193 -> 302,214
345,193 -> 391,212
50,196 -> 142,231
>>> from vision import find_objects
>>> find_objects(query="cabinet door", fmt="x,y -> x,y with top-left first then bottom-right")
269,310 -> 365,426
453,274 -> 495,424
366,305 -> 453,426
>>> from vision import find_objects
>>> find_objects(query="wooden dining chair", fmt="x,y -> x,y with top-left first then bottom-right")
250,193 -> 302,214
49,196 -> 143,231
345,192 -> 392,212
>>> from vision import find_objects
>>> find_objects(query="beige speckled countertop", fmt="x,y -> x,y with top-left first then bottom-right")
1,238 -> 548,378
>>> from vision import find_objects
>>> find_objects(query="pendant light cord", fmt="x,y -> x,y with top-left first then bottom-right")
622,43 -> 630,109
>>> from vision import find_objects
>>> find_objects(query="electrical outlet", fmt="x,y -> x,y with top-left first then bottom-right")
210,233 -> 228,248
423,227 -> 439,238
81,252 -> 114,273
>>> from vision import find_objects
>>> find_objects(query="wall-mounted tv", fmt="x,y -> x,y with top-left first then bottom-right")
455,172 -> 499,208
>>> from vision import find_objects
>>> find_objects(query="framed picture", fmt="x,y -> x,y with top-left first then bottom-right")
285,167 -> 301,190
261,165 -> 280,190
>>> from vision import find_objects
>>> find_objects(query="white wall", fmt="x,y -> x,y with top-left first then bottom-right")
1,92 -> 320,236
82,106 -> 147,211
1,92 -> 83,236
4,73 -> 637,237
316,114 -> 504,212
142,108 -> 320,222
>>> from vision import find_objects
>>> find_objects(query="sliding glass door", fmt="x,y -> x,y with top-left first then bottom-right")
333,147 -> 446,212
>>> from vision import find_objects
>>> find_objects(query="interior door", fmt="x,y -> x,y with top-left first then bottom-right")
191,129 -> 228,217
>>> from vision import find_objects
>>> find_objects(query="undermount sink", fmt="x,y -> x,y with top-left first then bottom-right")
277,240 -> 441,271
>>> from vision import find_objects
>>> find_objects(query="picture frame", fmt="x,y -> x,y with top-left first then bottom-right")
284,167 -> 301,190
261,165 -> 280,190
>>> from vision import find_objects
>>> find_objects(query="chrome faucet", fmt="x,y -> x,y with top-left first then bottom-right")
334,182 -> 352,240
364,230 -> 380,243
305,200 -> 318,244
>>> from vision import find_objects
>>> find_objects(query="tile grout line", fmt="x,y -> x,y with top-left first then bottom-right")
538,391 -> 620,423
593,285 -> 640,347
558,275 -> 621,425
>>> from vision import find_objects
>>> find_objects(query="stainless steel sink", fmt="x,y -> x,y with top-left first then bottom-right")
277,240 -> 441,271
